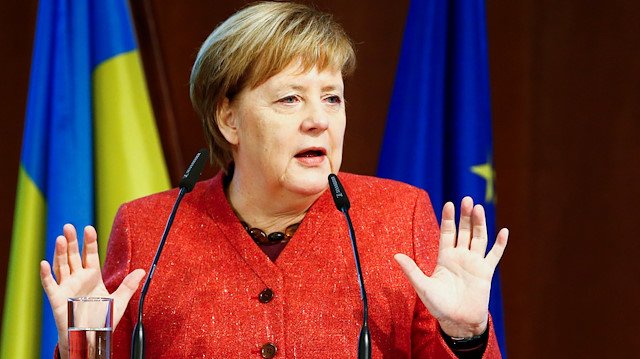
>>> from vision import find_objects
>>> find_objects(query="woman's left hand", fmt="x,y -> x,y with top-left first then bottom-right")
394,196 -> 508,338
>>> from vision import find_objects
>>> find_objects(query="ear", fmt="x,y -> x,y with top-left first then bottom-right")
216,97 -> 239,145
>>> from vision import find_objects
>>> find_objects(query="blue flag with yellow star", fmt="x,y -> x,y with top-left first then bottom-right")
377,0 -> 506,355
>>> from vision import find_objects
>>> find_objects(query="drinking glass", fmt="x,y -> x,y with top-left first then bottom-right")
67,297 -> 113,359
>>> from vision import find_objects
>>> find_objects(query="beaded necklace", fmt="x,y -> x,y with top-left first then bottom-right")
240,221 -> 301,246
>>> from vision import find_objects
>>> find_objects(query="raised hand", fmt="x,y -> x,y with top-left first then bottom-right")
40,224 -> 145,358
394,197 -> 508,338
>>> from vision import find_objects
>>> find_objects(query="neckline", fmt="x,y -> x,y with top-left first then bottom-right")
204,171 -> 336,283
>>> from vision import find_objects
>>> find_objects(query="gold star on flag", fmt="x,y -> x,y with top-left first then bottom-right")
470,159 -> 496,204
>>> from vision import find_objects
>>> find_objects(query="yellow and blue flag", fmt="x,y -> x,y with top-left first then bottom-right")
377,0 -> 507,355
0,0 -> 170,358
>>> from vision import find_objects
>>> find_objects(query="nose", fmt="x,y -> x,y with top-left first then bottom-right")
301,100 -> 329,133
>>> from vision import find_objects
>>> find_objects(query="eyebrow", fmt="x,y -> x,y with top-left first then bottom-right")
285,84 -> 344,92
322,85 -> 343,92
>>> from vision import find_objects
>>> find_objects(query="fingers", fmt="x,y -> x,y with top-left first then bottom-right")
112,269 -> 146,327
115,269 -> 146,297
63,224 -> 83,272
440,202 -> 456,248
393,253 -> 430,291
40,260 -> 58,297
486,228 -> 509,268
52,236 -> 70,283
456,197 -> 474,249
82,226 -> 101,269
469,205 -> 489,255
451,197 -> 489,255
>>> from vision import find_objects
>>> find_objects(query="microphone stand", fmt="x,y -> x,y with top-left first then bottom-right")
130,188 -> 186,359
131,149 -> 208,359
328,174 -> 371,359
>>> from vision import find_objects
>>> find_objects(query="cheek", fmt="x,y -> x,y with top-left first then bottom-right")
255,125 -> 293,165
329,117 -> 346,170
237,113 -> 270,149
332,117 -> 347,148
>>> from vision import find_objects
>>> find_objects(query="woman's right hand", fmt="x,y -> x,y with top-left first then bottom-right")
40,224 -> 145,359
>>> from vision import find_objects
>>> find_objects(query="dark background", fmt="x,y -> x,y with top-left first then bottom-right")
1,1 -> 639,357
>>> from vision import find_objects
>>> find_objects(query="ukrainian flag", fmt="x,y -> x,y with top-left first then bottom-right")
377,0 -> 507,356
0,0 -> 170,358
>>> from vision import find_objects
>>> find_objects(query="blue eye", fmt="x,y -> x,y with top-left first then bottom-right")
326,96 -> 342,104
279,96 -> 297,103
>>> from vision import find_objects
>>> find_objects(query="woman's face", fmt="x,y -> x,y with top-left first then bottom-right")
222,61 -> 346,197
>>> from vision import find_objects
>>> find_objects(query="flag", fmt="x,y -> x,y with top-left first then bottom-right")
377,0 -> 507,356
0,0 -> 170,357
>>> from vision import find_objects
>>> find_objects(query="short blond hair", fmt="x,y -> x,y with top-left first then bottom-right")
190,1 -> 356,171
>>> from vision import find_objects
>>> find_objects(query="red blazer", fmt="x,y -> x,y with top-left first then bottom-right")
102,172 -> 501,358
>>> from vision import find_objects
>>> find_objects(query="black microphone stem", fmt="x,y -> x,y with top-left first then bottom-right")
342,208 -> 368,326
131,188 -> 186,359
138,187 -> 186,321
328,174 -> 371,359
131,149 -> 208,359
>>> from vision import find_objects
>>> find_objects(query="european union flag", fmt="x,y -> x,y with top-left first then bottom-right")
377,0 -> 507,356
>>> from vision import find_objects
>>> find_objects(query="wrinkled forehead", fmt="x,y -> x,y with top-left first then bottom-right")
247,51 -> 348,92
234,60 -> 345,104
269,62 -> 344,90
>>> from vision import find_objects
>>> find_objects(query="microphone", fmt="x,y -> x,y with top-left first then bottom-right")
328,174 -> 371,359
131,149 -> 209,359
179,149 -> 207,192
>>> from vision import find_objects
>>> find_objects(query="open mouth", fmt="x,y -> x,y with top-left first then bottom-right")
295,148 -> 326,158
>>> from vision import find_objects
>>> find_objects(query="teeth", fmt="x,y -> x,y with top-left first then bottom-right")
297,150 -> 322,157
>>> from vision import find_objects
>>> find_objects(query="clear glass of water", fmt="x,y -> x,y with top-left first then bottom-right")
67,297 -> 113,359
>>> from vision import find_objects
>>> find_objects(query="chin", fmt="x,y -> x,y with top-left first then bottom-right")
284,170 -> 331,197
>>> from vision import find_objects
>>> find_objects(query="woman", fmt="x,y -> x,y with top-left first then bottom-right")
41,2 -> 508,358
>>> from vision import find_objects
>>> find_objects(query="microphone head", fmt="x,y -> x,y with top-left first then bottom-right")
179,149 -> 209,193
328,174 -> 350,211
